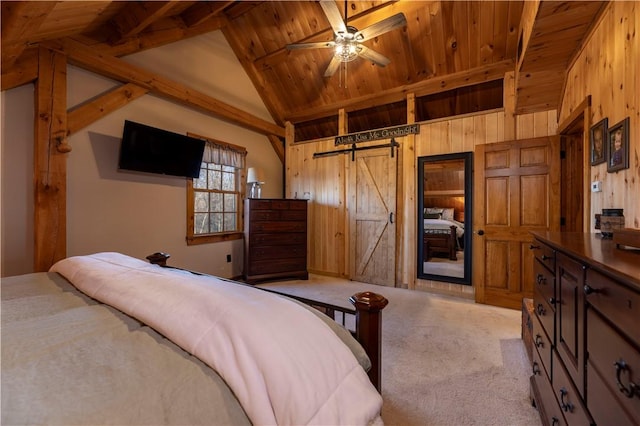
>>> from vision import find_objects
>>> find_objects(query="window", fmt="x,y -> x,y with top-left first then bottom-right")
186,135 -> 247,245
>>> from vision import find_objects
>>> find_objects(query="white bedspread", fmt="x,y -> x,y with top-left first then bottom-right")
424,218 -> 464,238
51,253 -> 382,425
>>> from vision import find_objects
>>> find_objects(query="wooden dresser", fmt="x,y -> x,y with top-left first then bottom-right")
243,198 -> 308,283
529,232 -> 640,426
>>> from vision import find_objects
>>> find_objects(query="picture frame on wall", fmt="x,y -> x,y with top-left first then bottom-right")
607,117 -> 630,173
590,118 -> 607,166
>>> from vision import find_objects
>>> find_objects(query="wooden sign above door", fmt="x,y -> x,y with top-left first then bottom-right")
334,124 -> 420,145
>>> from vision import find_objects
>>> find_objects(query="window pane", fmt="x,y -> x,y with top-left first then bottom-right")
210,192 -> 223,212
223,213 -> 236,231
224,194 -> 236,212
194,213 -> 208,234
208,169 -> 221,190
222,165 -> 235,173
221,171 -> 235,191
194,164 -> 207,189
194,192 -> 209,213
209,213 -> 223,233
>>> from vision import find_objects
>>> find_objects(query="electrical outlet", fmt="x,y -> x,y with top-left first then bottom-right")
591,181 -> 602,192
226,254 -> 231,263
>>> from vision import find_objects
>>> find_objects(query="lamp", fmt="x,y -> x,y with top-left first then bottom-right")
247,167 -> 264,198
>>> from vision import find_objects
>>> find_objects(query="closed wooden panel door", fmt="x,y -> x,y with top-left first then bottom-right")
349,149 -> 396,286
474,137 -> 560,309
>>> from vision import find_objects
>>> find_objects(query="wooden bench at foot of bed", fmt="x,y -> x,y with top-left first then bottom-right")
146,252 -> 388,392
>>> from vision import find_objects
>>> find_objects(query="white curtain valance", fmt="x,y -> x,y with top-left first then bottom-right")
201,140 -> 246,169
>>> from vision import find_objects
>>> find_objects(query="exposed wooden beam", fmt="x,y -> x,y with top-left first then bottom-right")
286,60 -> 514,123
110,1 -> 179,41
221,24 -> 286,131
34,46 -> 69,272
71,16 -> 228,58
181,1 -> 233,27
1,1 -> 57,69
267,134 -> 285,164
67,83 -> 149,136
1,47 -> 37,91
47,38 -> 285,138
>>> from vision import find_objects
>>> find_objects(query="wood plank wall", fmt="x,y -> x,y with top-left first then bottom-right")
285,105 -> 557,291
285,2 -> 636,291
560,1 -> 639,229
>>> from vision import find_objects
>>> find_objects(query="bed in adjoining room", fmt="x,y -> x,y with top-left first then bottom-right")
1,252 -> 386,425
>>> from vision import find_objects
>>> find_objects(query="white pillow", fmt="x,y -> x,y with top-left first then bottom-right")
441,208 -> 455,221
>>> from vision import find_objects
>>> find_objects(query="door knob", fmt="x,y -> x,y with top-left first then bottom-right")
475,229 -> 485,236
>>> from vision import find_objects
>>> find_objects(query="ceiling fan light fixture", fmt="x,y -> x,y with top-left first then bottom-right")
334,37 -> 361,62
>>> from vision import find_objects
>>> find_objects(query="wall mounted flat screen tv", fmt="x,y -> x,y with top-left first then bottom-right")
118,120 -> 205,178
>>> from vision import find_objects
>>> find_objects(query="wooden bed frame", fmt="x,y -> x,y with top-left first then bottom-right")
146,252 -> 388,392
423,225 -> 458,261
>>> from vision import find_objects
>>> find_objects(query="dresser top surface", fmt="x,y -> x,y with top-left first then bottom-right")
531,232 -> 640,290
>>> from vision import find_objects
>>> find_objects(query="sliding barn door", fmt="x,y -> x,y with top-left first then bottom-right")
349,149 -> 397,286
474,137 -> 560,309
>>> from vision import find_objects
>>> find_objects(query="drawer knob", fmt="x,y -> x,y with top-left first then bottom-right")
614,360 -> 640,399
536,273 -> 546,285
551,417 -> 560,426
532,361 -> 541,376
541,255 -> 551,261
535,334 -> 544,348
548,297 -> 557,305
583,284 -> 600,296
536,304 -> 546,316
530,244 -> 541,250
559,388 -> 574,413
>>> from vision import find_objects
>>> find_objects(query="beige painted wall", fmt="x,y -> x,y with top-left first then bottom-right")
1,31 -> 283,277
560,1 -> 639,230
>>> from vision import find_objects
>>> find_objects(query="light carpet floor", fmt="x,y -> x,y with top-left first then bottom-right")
259,275 -> 541,426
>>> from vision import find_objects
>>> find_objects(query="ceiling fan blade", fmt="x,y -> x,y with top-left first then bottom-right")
358,46 -> 391,67
287,41 -> 335,50
324,55 -> 342,77
355,13 -> 407,41
319,0 -> 347,35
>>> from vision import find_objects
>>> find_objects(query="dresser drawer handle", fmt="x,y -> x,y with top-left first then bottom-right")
536,273 -> 546,285
541,255 -> 551,261
583,284 -> 600,296
535,334 -> 544,348
536,303 -> 546,316
529,244 -> 540,250
559,388 -> 574,413
532,361 -> 541,376
548,297 -> 556,305
615,360 -> 640,399
551,417 -> 559,426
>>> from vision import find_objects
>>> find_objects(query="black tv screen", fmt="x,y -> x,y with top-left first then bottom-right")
118,120 -> 206,178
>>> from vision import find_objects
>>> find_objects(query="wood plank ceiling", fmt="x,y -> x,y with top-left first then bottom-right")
1,1 -> 606,142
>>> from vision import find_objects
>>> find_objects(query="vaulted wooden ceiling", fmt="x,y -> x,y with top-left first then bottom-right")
1,1 -> 606,142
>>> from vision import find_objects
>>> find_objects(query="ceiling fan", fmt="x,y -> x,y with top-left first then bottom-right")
286,1 -> 407,77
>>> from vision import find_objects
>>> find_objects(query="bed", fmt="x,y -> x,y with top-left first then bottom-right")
1,252 -> 386,425
423,207 -> 465,261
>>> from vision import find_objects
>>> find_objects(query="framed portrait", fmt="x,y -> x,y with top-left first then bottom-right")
607,117 -> 630,173
590,118 -> 607,165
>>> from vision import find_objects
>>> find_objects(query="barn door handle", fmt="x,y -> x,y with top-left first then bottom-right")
389,212 -> 394,223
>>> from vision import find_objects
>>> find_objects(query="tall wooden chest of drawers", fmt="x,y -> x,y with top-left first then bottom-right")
243,198 -> 308,283
529,232 -> 640,426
